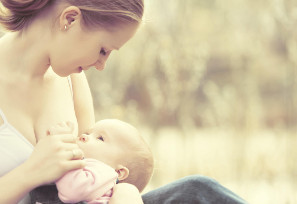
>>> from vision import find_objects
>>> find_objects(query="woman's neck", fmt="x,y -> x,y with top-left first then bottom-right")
0,20 -> 52,81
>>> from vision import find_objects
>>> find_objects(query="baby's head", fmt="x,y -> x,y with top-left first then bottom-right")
77,119 -> 154,192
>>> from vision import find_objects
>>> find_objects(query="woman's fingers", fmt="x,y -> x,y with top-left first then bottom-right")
61,135 -> 76,143
69,149 -> 84,160
62,143 -> 79,150
50,134 -> 76,143
64,159 -> 86,172
48,136 -> 84,159
27,130 -> 86,186
47,130 -> 84,159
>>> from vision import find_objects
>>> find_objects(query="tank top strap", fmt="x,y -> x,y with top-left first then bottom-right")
0,109 -> 8,124
67,76 -> 74,99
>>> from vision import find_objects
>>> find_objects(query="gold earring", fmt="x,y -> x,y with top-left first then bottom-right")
64,25 -> 67,30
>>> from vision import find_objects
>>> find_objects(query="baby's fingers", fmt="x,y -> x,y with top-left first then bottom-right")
48,122 -> 73,135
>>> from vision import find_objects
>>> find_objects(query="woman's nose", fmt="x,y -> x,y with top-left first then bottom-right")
94,61 -> 105,71
94,51 -> 111,71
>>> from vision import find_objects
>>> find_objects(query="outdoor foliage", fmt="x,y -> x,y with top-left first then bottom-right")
88,0 -> 297,131
86,0 -> 297,203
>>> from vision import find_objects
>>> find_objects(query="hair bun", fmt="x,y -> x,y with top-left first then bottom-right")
1,0 -> 51,16
0,0 -> 52,31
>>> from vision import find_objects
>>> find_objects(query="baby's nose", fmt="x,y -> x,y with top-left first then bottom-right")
78,134 -> 88,142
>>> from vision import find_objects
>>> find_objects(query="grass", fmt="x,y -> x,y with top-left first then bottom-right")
141,127 -> 297,204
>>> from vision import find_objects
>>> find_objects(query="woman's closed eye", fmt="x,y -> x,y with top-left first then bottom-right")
100,48 -> 107,56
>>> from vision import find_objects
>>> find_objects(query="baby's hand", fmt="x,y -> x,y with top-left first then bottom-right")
48,121 -> 74,136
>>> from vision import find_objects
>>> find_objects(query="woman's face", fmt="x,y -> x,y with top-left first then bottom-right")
49,22 -> 139,76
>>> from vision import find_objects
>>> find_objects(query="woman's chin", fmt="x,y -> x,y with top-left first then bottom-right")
51,66 -> 83,77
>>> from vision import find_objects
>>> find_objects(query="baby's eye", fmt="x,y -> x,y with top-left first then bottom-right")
97,135 -> 104,141
100,48 -> 107,56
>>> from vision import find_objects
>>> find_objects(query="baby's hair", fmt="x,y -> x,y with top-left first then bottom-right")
120,138 -> 154,192
117,127 -> 154,192
0,0 -> 144,31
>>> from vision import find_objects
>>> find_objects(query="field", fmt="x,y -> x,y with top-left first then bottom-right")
142,127 -> 297,204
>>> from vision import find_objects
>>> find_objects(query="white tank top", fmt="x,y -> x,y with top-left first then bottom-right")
0,76 -> 73,204
0,76 -> 73,176
0,109 -> 34,176
0,109 -> 34,204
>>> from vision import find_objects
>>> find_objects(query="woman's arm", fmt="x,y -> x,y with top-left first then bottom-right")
71,72 -> 95,135
109,183 -> 144,204
0,162 -> 38,204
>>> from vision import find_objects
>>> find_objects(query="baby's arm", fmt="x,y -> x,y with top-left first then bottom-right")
56,159 -> 118,203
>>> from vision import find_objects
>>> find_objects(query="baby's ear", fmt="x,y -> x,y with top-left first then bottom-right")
116,165 -> 129,181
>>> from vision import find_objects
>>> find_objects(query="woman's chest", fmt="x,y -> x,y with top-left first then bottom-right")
0,74 -> 78,146
34,78 -> 78,142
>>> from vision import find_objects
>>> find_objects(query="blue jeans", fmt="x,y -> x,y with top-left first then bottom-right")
30,175 -> 247,204
142,175 -> 248,204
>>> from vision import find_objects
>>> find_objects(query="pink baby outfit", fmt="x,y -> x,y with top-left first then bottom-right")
56,158 -> 118,204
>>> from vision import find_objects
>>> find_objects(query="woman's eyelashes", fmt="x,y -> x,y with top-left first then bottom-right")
100,48 -> 107,56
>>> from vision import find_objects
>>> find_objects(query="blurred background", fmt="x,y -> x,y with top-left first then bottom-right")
86,0 -> 297,203
0,0 -> 296,203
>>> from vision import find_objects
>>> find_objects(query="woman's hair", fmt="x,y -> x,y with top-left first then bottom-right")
0,0 -> 144,31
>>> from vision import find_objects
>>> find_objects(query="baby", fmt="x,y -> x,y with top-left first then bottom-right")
50,119 -> 154,204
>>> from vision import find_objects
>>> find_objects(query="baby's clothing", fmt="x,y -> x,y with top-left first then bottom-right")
56,158 -> 118,204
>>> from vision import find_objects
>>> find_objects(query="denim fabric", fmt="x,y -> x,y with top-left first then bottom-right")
142,175 -> 248,204
30,175 -> 248,204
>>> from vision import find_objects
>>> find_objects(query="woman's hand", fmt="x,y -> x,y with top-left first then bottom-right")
109,183 -> 144,204
24,122 -> 85,186
0,122 -> 85,204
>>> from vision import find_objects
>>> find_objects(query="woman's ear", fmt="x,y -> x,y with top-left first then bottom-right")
59,6 -> 82,30
116,165 -> 129,181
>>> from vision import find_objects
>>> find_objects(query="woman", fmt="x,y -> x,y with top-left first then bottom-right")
0,0 -> 247,203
